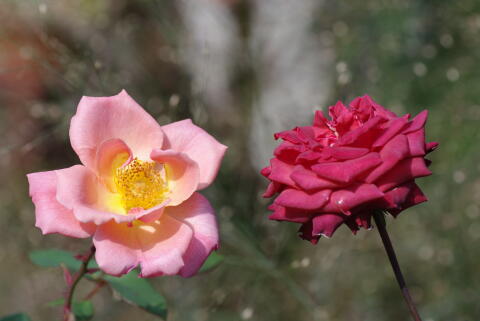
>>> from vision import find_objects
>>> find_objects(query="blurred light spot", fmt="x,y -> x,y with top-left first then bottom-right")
442,215 -> 457,230
169,94 -> 180,107
440,34 -> 454,48
410,286 -> 424,303
337,72 -> 351,85
320,31 -> 334,47
314,308 -> 330,321
30,104 -> 45,118
291,260 -> 300,269
219,206 -> 233,219
418,245 -> 434,260
332,21 -> 349,37
300,257 -> 310,267
453,170 -> 466,183
421,44 -> 437,58
466,204 -> 479,219
38,3 -> 48,14
336,61 -> 347,73
94,60 -> 103,69
432,280 -> 447,297
468,222 -> 480,239
241,307 -> 253,320
47,105 -> 62,120
413,62 -> 427,77
446,68 -> 460,82
19,46 -> 33,60
436,248 -> 454,266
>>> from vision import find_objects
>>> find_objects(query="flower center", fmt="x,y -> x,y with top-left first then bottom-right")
113,158 -> 168,212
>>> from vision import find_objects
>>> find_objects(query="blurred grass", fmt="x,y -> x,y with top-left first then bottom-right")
1,1 -> 480,320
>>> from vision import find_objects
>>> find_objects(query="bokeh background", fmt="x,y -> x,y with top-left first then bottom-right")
1,0 -> 479,320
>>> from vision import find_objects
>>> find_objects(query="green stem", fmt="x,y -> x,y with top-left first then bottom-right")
63,246 -> 95,321
373,211 -> 422,321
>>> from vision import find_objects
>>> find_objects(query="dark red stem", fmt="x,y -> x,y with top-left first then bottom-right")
373,211 -> 423,321
63,246 -> 96,321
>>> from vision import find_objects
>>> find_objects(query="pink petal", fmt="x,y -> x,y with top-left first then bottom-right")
350,95 -> 397,119
387,182 -> 428,216
56,165 -> 168,225
273,142 -> 303,163
298,214 -> 345,243
70,90 -> 164,169
322,146 -> 369,160
165,193 -> 219,277
263,181 -> 282,198
402,110 -> 428,134
268,203 -> 311,223
365,135 -> 410,183
426,141 -> 439,153
95,138 -> 132,189
377,157 -> 432,192
274,189 -> 331,210
406,129 -> 426,157
268,158 -> 297,187
93,215 -> 194,277
27,171 -> 95,238
161,119 -> 227,190
150,149 -> 200,206
372,115 -> 408,148
322,184 -> 384,214
290,165 -> 340,191
338,116 -> 383,146
312,152 -> 382,183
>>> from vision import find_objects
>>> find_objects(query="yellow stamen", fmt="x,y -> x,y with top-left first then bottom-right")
113,158 -> 168,212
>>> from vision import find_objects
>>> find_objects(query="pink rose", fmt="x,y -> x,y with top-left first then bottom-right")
261,95 -> 437,243
27,90 -> 227,277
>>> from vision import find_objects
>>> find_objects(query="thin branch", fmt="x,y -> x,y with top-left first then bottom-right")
63,246 -> 96,321
373,211 -> 423,321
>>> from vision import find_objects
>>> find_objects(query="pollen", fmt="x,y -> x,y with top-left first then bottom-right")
113,158 -> 168,212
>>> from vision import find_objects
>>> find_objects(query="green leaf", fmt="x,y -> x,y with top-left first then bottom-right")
104,271 -> 167,319
199,251 -> 224,273
29,249 -> 81,270
46,298 -> 64,307
29,249 -> 98,271
73,301 -> 94,321
0,313 -> 31,321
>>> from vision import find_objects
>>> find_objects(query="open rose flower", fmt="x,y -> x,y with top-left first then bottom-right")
261,95 -> 437,244
27,90 -> 227,277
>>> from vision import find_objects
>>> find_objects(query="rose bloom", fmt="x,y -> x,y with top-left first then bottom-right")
261,95 -> 437,243
27,90 -> 227,277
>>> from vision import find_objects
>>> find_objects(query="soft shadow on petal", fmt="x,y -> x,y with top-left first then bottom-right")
93,215 -> 193,277
95,138 -> 132,189
70,90 -> 164,168
150,149 -> 200,206
165,193 -> 219,277
27,171 -> 95,238
376,157 -> 432,192
275,189 -> 331,211
161,119 -> 227,190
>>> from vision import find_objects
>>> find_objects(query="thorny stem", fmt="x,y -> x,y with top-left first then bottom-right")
373,211 -> 423,321
63,246 -> 96,321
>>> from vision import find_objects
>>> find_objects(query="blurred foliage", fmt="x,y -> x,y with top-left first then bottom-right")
1,1 -> 480,321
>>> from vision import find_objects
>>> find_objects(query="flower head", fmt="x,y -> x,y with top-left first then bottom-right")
27,90 -> 227,277
262,95 -> 437,243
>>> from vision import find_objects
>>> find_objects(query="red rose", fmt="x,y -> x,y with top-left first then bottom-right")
261,95 -> 438,243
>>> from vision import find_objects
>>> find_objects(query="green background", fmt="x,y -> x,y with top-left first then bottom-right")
0,1 -> 479,320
